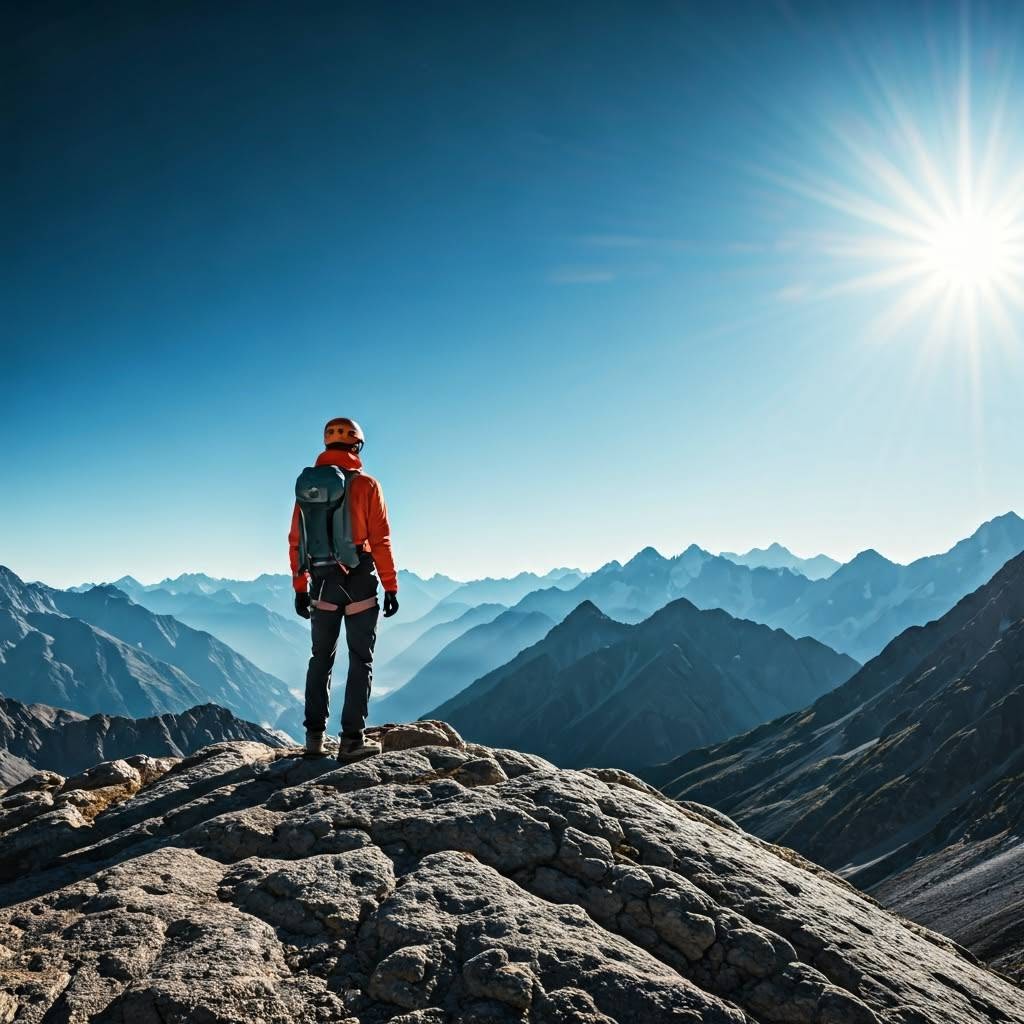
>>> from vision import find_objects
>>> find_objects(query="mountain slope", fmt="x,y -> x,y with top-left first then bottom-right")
100,579 -> 311,689
373,602 -> 507,693
764,511 -> 1024,661
434,598 -> 858,770
369,610 -> 556,724
0,568 -> 300,733
652,550 -> 1024,975
720,542 -> 841,579
0,726 -> 1019,1022
48,584 -> 299,728
0,693 -> 286,783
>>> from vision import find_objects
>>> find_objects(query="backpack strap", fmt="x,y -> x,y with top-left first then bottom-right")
330,468 -> 361,568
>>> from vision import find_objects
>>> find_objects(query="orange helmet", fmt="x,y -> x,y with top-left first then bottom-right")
324,417 -> 365,452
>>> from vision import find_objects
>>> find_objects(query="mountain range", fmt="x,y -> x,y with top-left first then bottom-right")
0,694 -> 285,786
373,512 -> 1024,717
0,567 -> 301,736
649,549 -> 1024,978
432,597 -> 858,770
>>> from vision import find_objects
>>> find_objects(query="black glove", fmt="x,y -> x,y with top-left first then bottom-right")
382,591 -> 399,618
295,593 -> 311,619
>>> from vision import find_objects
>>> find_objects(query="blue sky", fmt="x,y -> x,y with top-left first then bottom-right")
4,1 -> 1023,587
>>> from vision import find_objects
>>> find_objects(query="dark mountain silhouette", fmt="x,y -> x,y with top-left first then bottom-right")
0,568 -> 299,734
432,598 -> 858,771
0,693 -> 286,785
651,550 -> 1024,978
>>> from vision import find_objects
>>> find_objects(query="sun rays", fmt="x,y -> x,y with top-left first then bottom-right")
767,24 -> 1024,359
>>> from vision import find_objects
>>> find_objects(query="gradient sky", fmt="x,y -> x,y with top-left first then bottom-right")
4,1 -> 1023,588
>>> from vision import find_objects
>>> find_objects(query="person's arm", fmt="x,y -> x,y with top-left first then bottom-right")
365,480 -> 398,593
288,503 -> 309,593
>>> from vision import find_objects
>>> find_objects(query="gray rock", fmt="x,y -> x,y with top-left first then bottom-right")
0,734 -> 1019,1024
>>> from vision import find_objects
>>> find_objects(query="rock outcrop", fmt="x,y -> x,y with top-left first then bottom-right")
0,721 -> 1019,1023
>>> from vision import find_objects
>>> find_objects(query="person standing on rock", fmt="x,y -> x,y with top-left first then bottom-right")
289,417 -> 399,760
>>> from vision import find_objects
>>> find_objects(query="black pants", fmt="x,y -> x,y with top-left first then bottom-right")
303,560 -> 379,738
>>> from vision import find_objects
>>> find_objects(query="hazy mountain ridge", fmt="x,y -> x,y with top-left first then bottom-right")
431,597 -> 859,770
101,577 -> 311,691
373,602 -> 508,694
650,549 -> 1024,978
719,542 -> 841,580
370,609 -> 558,724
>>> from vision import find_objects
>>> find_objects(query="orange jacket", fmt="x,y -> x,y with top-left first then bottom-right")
288,449 -> 398,593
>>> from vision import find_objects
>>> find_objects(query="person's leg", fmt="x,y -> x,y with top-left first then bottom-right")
304,597 -> 343,734
340,602 -> 379,738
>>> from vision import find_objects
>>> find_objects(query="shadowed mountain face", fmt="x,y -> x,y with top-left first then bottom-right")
651,551 -> 1024,978
719,543 -> 841,580
0,725 -> 1019,1023
0,694 -> 286,785
431,599 -> 858,771
0,568 -> 299,734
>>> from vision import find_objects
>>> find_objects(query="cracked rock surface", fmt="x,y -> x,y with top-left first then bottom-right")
0,721 -> 1021,1023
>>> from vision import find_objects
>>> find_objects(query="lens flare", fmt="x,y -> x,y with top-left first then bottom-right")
765,33 -> 1024,353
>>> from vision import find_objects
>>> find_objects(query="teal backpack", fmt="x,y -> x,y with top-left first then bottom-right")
294,465 -> 361,571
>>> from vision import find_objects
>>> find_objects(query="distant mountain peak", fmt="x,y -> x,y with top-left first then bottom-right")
845,548 -> 891,567
624,546 -> 667,567
678,543 -> 710,558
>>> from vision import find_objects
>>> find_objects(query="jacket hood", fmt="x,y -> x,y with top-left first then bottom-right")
315,449 -> 363,471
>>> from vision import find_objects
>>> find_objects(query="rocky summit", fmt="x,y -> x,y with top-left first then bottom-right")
0,723 -> 1021,1024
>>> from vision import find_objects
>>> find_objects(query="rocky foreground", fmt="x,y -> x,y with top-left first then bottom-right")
0,722 -> 1021,1024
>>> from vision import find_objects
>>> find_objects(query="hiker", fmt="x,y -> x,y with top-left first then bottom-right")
289,417 -> 399,760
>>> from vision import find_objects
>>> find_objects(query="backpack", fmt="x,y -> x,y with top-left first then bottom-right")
294,465 -> 361,571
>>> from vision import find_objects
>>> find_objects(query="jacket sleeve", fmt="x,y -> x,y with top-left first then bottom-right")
288,503 -> 308,593
366,480 -> 399,592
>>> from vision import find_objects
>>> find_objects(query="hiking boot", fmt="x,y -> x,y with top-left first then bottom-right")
336,733 -> 382,763
304,730 -> 326,757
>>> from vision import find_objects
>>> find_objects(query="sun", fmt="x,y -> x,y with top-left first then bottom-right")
922,210 -> 1014,293
767,46 -> 1024,350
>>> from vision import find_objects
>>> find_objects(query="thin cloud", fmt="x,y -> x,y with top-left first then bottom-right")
547,267 -> 617,284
